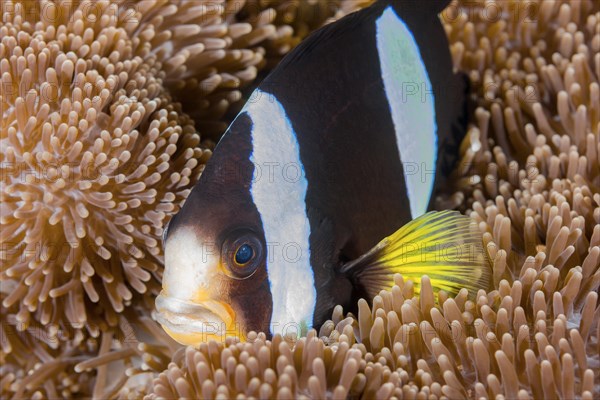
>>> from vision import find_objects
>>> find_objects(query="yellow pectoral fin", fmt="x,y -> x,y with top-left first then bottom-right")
341,210 -> 492,299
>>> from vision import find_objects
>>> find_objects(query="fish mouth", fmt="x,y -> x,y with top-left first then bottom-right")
153,293 -> 238,345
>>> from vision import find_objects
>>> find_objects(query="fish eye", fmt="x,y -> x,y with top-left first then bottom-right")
222,230 -> 263,279
234,244 -> 254,265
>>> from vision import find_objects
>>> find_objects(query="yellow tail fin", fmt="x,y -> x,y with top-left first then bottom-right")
341,211 -> 491,299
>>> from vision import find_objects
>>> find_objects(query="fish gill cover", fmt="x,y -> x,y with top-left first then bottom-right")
0,0 -> 599,398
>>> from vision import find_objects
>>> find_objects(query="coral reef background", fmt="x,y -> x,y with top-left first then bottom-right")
1,0 -> 598,398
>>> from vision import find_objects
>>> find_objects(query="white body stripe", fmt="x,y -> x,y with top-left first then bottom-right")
376,6 -> 437,218
244,89 -> 316,337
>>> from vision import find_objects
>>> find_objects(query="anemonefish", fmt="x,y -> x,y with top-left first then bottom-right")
154,0 -> 491,345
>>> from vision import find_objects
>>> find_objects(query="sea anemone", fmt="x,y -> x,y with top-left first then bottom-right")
2,0 -> 599,398
1,0 -> 216,337
146,274 -> 599,399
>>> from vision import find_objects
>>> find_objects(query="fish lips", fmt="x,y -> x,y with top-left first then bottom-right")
153,293 -> 235,340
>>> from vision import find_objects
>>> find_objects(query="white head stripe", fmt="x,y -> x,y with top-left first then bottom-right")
162,227 -> 218,301
376,6 -> 437,218
244,89 -> 316,337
